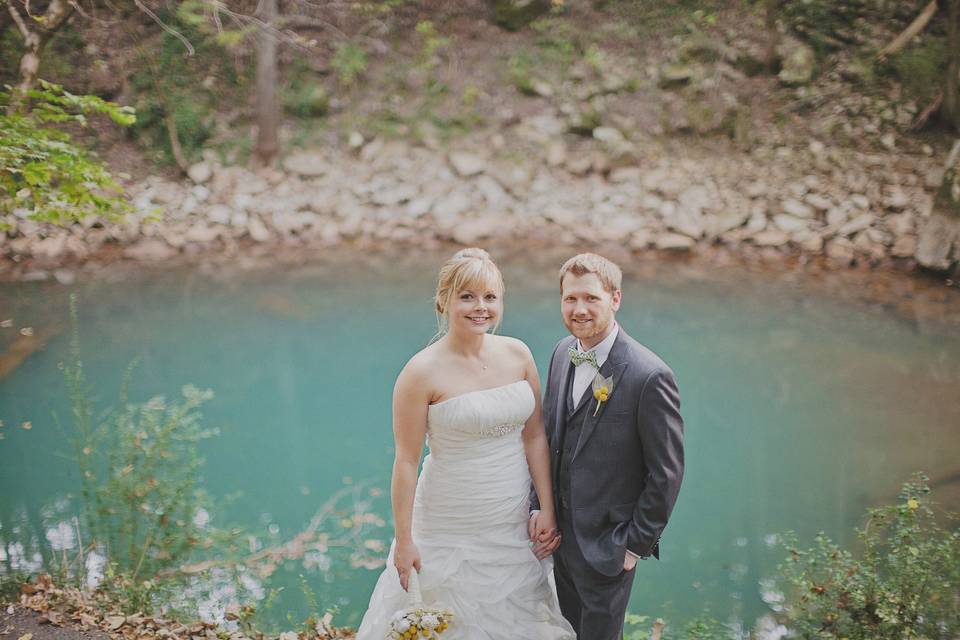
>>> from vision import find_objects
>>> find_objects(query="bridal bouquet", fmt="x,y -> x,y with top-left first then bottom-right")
387,570 -> 454,639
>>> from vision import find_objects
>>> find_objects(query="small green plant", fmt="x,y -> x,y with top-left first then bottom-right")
331,42 -> 368,86
414,20 -> 449,71
507,50 -> 538,95
780,473 -> 960,639
0,80 -> 134,226
64,297 -> 220,583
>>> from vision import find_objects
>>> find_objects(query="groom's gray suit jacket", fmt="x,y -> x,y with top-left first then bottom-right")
532,327 -> 684,577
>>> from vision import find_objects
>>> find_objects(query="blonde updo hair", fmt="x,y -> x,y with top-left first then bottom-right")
433,248 -> 505,339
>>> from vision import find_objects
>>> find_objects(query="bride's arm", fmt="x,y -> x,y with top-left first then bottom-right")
391,361 -> 431,590
518,345 -> 559,554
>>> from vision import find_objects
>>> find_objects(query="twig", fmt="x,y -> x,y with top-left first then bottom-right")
910,90 -> 942,130
132,0 -> 195,56
876,0 -> 938,62
7,2 -> 31,40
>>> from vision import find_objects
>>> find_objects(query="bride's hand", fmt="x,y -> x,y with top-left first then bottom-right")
394,540 -> 422,591
531,510 -> 561,560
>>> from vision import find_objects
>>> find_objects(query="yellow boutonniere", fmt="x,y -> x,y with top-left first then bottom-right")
591,372 -> 614,417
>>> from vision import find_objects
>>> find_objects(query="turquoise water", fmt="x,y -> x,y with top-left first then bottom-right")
2,253 -> 959,632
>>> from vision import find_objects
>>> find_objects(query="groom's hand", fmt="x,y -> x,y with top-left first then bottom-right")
623,551 -> 639,571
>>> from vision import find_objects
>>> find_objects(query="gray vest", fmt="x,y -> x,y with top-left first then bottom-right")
556,364 -> 593,518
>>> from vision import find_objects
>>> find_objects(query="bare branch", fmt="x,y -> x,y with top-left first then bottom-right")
7,2 -> 32,40
876,0 -> 939,61
132,0 -> 195,55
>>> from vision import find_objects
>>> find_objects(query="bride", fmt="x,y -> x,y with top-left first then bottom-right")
356,248 -> 575,639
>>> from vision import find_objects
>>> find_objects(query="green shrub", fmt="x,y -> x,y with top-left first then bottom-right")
884,38 -> 948,107
779,474 -> 960,640
331,42 -> 368,86
65,298 -> 220,582
0,80 -> 134,226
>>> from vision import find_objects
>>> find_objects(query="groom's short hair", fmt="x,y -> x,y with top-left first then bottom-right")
559,253 -> 622,293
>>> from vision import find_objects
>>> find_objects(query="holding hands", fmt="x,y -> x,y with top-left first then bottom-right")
528,510 -> 561,560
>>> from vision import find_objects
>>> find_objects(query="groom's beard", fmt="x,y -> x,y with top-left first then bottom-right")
564,315 -> 614,344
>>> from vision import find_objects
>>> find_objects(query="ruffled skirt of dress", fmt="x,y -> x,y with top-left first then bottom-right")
355,434 -> 575,640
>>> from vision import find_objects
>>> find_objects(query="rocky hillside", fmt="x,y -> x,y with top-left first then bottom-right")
1,0 -> 956,282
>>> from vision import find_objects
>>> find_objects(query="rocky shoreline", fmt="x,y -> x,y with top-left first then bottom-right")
0,122 -> 949,286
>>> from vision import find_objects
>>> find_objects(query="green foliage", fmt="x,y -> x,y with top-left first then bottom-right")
0,80 -> 134,226
882,39 -> 948,107
332,42 -> 369,86
64,297 -> 219,582
624,614 -> 731,640
128,13 -> 240,165
506,49 -> 538,95
779,474 -> 960,640
414,21 -> 449,72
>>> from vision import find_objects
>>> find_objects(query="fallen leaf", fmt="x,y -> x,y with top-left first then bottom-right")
18,633 -> 33,640
106,615 -> 126,630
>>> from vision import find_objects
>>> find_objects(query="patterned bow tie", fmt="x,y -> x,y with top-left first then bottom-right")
568,346 -> 599,368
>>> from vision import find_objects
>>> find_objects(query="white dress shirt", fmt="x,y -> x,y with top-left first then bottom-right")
570,322 -> 619,406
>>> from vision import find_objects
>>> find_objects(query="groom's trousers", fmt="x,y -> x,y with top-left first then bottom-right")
555,508 -> 637,640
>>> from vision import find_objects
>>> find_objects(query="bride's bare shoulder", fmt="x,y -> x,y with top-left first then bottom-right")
397,342 -> 444,387
489,334 -> 534,365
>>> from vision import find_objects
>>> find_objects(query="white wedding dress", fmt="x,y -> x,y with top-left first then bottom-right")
356,380 -> 575,639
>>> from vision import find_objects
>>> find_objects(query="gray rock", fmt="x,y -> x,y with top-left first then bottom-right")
655,232 -> 695,250
925,168 -> 945,190
880,133 -> 896,150
804,193 -> 832,212
781,199 -> 815,219
208,204 -> 232,226
433,191 -> 473,218
247,217 -> 272,242
185,223 -> 221,244
30,234 -> 68,260
53,268 -> 76,285
124,239 -> 177,261
658,63 -> 696,87
826,207 -> 849,227
476,175 -> 512,208
546,141 -> 567,167
406,197 -> 434,218
883,188 -> 910,211
772,214 -> 809,233
348,131 -> 365,149
451,217 -> 501,244
609,167 -> 643,184
188,162 -> 213,185
449,152 -> 486,177
751,230 -> 789,247
891,235 -> 917,258
851,194 -> 870,210
826,237 -> 855,262
230,210 -> 249,228
283,152 -> 327,177
371,184 -> 419,206
838,214 -> 874,237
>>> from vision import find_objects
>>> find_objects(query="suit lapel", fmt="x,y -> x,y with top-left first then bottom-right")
554,339 -> 575,435
571,329 -> 630,461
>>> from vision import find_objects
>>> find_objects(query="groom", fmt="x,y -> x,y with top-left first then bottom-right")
530,253 -> 684,640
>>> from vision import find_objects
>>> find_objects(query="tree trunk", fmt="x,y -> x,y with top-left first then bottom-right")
945,0 -> 960,132
6,0 -> 75,104
254,0 -> 279,167
764,0 -> 779,74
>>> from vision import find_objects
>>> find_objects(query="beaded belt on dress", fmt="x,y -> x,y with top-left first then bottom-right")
478,423 -> 524,438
